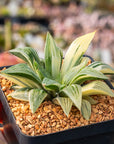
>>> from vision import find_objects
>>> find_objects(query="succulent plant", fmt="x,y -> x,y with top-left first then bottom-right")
1,32 -> 114,120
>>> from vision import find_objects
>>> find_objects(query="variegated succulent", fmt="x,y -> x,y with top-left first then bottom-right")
1,32 -> 114,120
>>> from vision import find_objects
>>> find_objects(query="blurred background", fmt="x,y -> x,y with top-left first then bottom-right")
0,0 -> 114,68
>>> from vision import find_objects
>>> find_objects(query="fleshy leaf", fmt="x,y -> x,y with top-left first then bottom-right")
83,96 -> 98,104
9,47 -> 48,80
73,67 -> 108,84
62,58 -> 89,85
7,88 -> 29,101
9,47 -> 41,69
44,32 -> 63,80
0,63 -> 42,88
11,85 -> 23,90
82,80 -> 114,97
60,84 -> 82,110
53,97 -> 73,116
42,77 -> 61,92
80,56 -> 91,64
81,99 -> 91,120
88,61 -> 114,75
33,60 -> 50,80
61,31 -> 96,75
29,89 -> 47,113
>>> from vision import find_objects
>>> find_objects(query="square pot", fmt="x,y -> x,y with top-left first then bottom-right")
0,65 -> 114,144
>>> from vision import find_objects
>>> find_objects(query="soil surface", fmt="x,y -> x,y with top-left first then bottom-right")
0,76 -> 114,136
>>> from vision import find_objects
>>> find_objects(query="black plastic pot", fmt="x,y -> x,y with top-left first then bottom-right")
0,58 -> 114,144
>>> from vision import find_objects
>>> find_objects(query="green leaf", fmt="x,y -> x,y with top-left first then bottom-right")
83,96 -> 98,104
61,31 -> 96,75
53,97 -> 73,116
73,67 -> 108,84
7,88 -> 29,101
42,77 -> 61,92
44,32 -> 63,80
33,60 -> 50,80
88,61 -> 114,75
82,80 -> 114,97
11,85 -> 22,90
81,99 -> 91,120
9,47 -> 48,80
0,63 -> 42,88
29,89 -> 47,113
62,58 -> 89,85
9,47 -> 41,70
60,84 -> 82,110
80,56 -> 91,64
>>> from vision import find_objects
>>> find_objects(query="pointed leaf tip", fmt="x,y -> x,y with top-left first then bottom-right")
29,89 -> 47,113
81,99 -> 91,120
61,31 -> 96,75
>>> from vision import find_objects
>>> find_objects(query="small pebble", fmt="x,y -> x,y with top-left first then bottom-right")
0,74 -> 114,136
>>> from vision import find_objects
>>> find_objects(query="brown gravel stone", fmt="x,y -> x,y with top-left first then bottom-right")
0,76 -> 114,136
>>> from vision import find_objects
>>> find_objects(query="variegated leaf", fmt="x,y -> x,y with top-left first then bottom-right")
88,61 -> 114,75
83,96 -> 98,104
0,63 -> 42,88
62,58 -> 89,85
42,77 -> 61,92
53,97 -> 73,116
61,31 -> 96,75
60,84 -> 82,110
11,85 -> 22,90
9,47 -> 48,80
82,80 -> 114,97
7,88 -> 29,101
81,99 -> 91,120
33,60 -> 50,80
73,67 -> 107,84
44,32 -> 63,80
29,89 -> 47,113
9,47 -> 41,70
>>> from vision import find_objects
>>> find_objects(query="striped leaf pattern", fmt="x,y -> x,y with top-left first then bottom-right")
0,31 -> 114,119
61,31 -> 96,75
88,61 -> 114,75
60,84 -> 82,111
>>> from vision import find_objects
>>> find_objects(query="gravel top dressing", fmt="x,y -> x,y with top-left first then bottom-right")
0,75 -> 114,136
